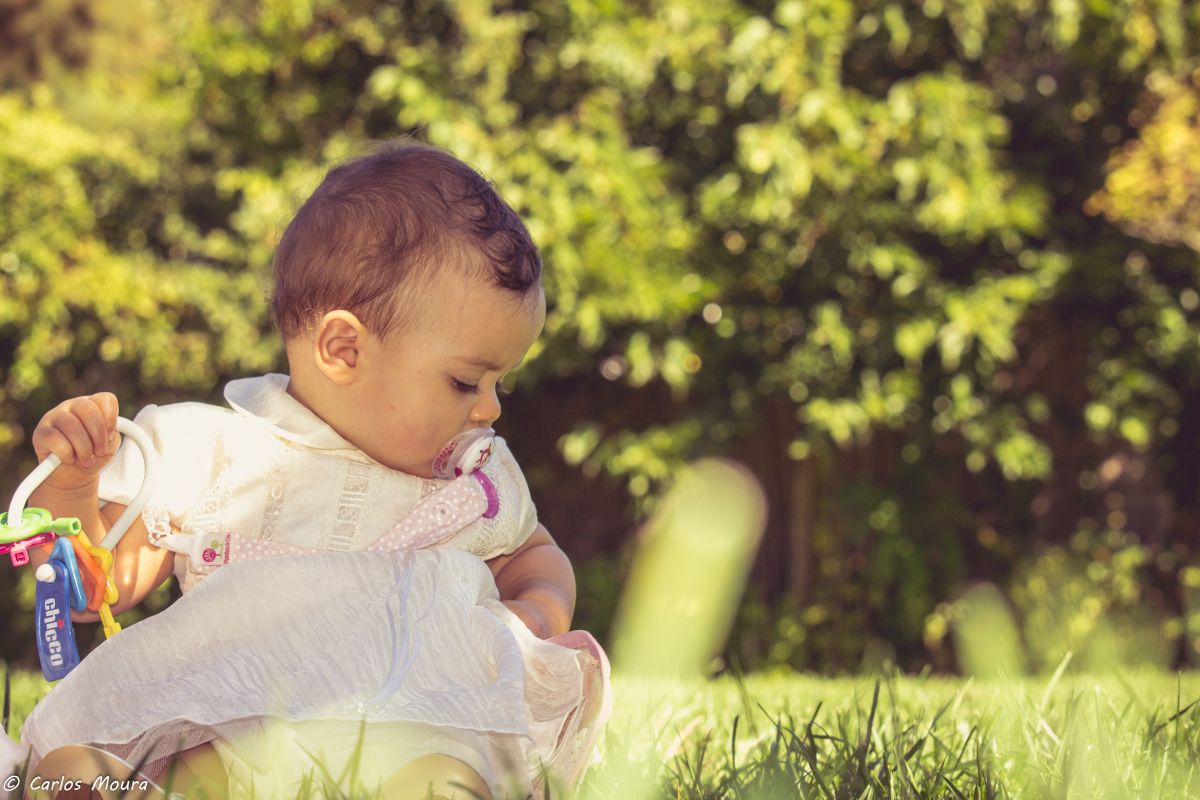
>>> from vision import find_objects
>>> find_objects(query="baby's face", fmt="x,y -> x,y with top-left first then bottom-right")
354,273 -> 546,477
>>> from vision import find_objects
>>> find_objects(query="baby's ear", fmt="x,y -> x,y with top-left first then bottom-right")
313,310 -> 367,385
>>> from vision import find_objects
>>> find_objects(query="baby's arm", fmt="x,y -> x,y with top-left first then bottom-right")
487,523 -> 576,639
25,394 -> 175,621
26,497 -> 175,621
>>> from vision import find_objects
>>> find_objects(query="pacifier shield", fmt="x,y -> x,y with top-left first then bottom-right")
432,428 -> 496,479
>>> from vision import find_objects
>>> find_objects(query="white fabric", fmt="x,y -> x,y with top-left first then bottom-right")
22,552 -> 583,797
95,373 -> 539,592
1,732 -> 30,777
20,374 -> 578,797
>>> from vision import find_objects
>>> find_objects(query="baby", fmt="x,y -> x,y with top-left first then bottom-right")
5,143 -> 608,798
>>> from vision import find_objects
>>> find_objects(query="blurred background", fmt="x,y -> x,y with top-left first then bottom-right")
1,0 -> 1199,676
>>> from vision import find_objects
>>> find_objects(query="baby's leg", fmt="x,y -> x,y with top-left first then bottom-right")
160,742 -> 227,799
380,754 -> 493,800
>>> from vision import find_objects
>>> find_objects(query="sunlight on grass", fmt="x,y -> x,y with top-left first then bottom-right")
939,576 -> 1194,800
576,671 -> 1200,799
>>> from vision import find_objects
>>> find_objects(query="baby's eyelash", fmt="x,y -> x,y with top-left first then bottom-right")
451,378 -> 480,395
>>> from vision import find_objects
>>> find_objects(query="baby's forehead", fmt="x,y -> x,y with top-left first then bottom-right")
402,272 -> 543,355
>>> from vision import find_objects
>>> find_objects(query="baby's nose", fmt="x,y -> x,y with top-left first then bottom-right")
470,389 -> 501,426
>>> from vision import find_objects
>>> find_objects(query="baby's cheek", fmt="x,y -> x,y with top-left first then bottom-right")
413,425 -> 454,464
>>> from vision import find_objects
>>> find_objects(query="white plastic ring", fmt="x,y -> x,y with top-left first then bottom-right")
5,417 -> 159,552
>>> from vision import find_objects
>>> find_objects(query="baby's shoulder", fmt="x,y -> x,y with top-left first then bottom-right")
486,435 -> 532,489
490,435 -> 524,469
134,400 -> 240,433
129,400 -> 252,458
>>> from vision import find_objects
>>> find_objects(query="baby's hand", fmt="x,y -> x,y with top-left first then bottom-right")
31,392 -> 122,492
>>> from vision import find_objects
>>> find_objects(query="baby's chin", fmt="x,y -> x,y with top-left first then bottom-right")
355,442 -> 437,478
384,458 -> 437,479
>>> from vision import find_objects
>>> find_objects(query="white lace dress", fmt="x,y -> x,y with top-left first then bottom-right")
18,374 -> 591,798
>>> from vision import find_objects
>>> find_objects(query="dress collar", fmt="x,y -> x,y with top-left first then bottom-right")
223,373 -> 363,453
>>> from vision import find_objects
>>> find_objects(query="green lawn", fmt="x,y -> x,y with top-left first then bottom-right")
6,668 -> 1200,798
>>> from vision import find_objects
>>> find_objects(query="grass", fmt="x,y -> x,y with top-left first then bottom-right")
589,669 -> 1200,799
6,665 -> 1200,799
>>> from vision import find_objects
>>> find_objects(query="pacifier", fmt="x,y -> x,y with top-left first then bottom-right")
432,428 -> 495,478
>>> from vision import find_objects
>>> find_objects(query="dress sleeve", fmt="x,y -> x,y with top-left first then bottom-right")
96,404 -> 208,544
490,436 -> 539,554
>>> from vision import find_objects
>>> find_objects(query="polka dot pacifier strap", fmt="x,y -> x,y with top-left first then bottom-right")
367,470 -> 500,552
153,527 -> 313,570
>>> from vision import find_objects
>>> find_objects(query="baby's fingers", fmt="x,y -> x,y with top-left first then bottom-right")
88,392 -> 119,441
79,394 -> 119,455
32,420 -> 83,467
53,409 -> 99,467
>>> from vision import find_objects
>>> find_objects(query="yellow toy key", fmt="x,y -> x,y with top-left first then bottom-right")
83,541 -> 122,639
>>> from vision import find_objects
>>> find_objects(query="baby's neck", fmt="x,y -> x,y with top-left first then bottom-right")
284,361 -> 357,447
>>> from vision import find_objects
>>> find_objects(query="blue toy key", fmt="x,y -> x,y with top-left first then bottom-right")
49,536 -> 87,612
35,560 -> 82,681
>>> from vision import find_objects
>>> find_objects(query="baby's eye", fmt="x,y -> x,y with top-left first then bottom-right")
450,378 -> 480,395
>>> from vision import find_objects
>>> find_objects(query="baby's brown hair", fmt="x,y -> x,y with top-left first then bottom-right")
270,141 -> 542,341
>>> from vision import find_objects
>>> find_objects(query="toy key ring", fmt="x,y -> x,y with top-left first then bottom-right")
1,417 -> 158,679
5,417 -> 159,551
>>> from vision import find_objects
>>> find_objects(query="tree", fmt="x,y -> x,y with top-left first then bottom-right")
2,0 -> 1198,671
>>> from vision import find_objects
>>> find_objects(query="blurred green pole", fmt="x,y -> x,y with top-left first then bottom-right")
611,458 -> 766,676
603,458 -> 765,798
952,583 -> 1026,681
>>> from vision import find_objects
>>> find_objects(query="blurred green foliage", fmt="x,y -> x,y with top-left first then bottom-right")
2,0 -> 1200,673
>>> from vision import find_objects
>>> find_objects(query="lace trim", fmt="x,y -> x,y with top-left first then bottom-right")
327,461 -> 372,550
187,486 -> 230,542
260,449 -> 292,542
141,507 -> 174,547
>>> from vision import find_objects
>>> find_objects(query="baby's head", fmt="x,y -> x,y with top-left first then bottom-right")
270,142 -> 546,477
